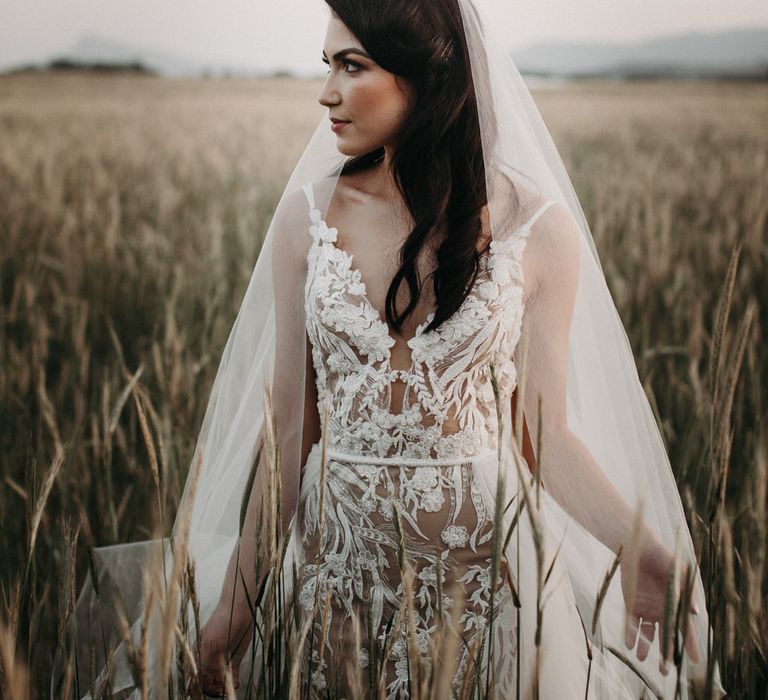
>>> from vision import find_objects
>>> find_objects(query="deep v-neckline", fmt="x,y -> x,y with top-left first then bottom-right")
315,208 -> 500,350
303,182 -> 553,354
323,228 -> 450,348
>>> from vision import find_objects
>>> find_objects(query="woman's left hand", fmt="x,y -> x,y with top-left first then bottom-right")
621,542 -> 701,673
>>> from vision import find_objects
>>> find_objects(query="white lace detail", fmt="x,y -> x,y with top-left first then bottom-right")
299,450 -> 518,698
297,182 -> 553,697
302,180 -> 553,462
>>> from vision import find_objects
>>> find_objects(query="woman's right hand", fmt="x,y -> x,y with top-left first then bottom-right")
193,605 -> 253,697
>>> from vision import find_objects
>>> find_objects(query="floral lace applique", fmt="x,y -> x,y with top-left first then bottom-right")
298,181 -> 551,698
299,456 -> 517,699
303,181 -> 552,462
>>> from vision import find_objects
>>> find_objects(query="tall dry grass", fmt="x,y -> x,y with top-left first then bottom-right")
0,72 -> 766,697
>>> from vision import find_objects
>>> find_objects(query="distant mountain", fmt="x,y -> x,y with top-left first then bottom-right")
22,34 -> 262,78
511,28 -> 768,78
44,34 -> 208,76
4,27 -> 767,80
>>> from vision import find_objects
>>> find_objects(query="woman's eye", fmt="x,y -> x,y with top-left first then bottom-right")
321,57 -> 361,74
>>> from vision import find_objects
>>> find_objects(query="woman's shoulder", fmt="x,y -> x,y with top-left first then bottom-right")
488,174 -> 581,296
521,195 -> 582,299
268,176 -> 337,270
270,174 -> 340,241
492,172 -> 579,246
298,172 -> 370,221
490,175 -> 567,233
521,189 -> 580,252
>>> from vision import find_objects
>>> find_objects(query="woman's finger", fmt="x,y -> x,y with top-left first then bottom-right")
689,592 -> 700,616
636,621 -> 655,662
200,664 -> 241,696
658,655 -> 671,676
200,666 -> 226,697
625,615 -> 639,650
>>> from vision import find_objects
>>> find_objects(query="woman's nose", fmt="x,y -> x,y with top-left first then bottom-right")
317,75 -> 340,108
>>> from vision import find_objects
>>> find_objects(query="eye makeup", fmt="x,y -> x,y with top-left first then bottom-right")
322,56 -> 362,73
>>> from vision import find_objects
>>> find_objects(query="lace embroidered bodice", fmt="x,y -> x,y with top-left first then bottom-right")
302,181 -> 554,462
297,181 -> 556,697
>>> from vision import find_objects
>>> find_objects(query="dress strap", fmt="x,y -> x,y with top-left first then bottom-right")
302,181 -> 329,247
491,199 -> 556,257
517,199 -> 555,237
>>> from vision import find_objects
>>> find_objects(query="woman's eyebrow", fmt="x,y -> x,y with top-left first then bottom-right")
322,48 -> 372,61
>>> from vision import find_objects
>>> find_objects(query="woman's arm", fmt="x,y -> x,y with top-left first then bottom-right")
514,202 -> 658,554
197,331 -> 319,690
197,192 -> 320,689
515,202 -> 700,664
217,334 -> 319,617
212,192 -> 318,618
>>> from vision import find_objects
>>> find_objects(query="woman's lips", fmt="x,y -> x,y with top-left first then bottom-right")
330,119 -> 351,133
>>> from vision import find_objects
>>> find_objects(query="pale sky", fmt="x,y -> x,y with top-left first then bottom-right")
1,0 -> 767,76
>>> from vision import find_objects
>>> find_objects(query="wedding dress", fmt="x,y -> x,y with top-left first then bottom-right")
294,181 -> 631,698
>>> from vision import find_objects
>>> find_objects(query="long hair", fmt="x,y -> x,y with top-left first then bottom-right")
325,0 -> 512,334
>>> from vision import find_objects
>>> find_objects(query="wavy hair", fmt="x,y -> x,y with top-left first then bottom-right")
325,0 -> 514,334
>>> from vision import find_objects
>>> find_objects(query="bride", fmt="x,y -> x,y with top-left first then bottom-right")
68,0 -> 717,698
189,0 -> 711,698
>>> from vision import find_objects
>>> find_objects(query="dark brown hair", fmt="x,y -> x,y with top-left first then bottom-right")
325,0 -> 508,334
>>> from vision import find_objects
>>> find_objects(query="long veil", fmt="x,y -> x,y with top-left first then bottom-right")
58,0 -> 720,697
456,0 -> 720,696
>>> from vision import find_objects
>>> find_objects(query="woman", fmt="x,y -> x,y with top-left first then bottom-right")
66,0 -> 716,698
192,0 -> 710,698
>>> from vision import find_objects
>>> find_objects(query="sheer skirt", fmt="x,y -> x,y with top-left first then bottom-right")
296,443 -> 518,699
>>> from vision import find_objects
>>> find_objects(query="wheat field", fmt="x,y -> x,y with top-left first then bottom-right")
0,72 -> 766,698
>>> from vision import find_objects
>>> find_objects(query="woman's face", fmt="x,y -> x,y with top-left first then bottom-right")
318,15 -> 413,156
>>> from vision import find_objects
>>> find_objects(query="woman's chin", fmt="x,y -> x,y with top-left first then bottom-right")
334,135 -> 380,158
335,139 -> 363,157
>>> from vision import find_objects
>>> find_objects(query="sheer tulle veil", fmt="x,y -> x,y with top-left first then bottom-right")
60,0 -> 721,697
